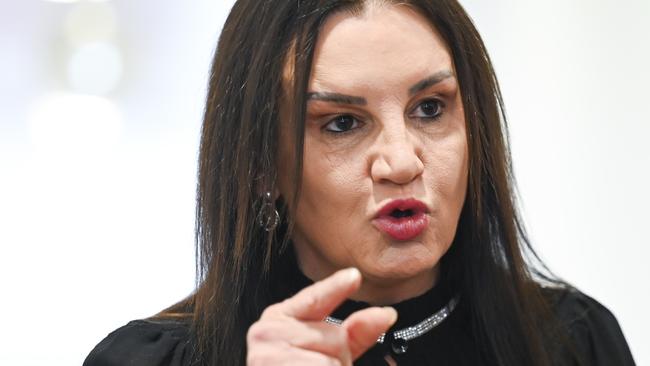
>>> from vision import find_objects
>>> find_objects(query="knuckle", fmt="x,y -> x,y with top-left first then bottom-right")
246,352 -> 268,366
332,327 -> 348,349
246,322 -> 273,343
324,358 -> 343,366
246,342 -> 291,366
260,303 -> 282,318
296,292 -> 320,312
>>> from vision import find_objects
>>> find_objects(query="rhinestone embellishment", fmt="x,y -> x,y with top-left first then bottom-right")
324,295 -> 459,352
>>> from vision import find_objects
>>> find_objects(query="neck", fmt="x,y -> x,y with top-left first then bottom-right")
298,260 -> 440,306
350,266 -> 440,305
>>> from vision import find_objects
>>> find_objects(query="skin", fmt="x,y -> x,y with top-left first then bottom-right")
247,268 -> 397,365
278,3 -> 468,305
247,4 -> 468,364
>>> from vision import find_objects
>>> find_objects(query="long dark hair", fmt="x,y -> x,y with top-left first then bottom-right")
157,1 -> 574,365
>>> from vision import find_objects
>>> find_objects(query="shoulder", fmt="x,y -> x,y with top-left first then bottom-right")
83,318 -> 193,366
545,286 -> 617,327
543,286 -> 636,365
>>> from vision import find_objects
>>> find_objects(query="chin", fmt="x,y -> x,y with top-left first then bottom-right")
367,250 -> 438,279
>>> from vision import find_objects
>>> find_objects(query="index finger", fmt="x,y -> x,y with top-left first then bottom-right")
280,267 -> 362,321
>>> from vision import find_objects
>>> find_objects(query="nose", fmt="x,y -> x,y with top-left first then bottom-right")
370,125 -> 424,185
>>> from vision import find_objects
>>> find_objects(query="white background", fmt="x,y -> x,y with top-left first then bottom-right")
0,1 -> 647,365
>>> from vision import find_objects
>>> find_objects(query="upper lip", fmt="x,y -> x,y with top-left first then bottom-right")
374,198 -> 430,219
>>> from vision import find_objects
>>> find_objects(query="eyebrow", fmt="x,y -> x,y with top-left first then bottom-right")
408,70 -> 455,96
306,70 -> 455,106
306,92 -> 367,106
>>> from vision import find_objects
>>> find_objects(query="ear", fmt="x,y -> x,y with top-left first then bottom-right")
252,176 -> 281,202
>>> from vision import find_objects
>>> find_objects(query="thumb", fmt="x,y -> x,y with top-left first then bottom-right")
343,306 -> 398,360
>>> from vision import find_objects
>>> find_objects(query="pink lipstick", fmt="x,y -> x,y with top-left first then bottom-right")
372,198 -> 429,241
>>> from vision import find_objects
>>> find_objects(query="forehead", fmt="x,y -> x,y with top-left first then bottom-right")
309,4 -> 453,93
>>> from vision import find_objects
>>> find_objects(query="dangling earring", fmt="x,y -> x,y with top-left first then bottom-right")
257,192 -> 280,232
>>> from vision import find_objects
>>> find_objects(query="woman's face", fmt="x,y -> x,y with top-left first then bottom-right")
278,4 -> 468,304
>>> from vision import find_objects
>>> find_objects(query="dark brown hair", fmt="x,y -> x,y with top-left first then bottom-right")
158,1 -> 575,365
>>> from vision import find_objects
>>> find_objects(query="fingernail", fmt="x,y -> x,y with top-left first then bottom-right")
383,306 -> 398,323
344,267 -> 361,282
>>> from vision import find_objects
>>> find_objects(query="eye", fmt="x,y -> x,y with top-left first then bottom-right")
410,99 -> 444,120
323,115 -> 361,133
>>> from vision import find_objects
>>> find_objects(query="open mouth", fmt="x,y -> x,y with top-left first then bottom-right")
389,208 -> 416,219
373,198 -> 430,241
375,198 -> 428,220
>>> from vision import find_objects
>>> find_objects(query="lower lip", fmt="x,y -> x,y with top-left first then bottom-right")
372,212 -> 429,241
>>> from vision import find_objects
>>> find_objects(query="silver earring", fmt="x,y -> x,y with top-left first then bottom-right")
257,192 -> 280,232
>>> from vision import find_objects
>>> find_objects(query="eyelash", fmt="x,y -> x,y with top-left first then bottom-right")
321,98 -> 445,135
410,98 -> 445,122
323,115 -> 362,135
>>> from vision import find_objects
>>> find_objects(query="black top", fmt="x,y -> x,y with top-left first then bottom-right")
84,264 -> 635,366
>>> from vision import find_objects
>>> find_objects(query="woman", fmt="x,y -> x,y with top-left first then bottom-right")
84,0 -> 635,365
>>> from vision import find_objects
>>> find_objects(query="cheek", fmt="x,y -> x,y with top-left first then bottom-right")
433,100 -> 468,190
431,145 -> 467,194
424,126 -> 469,219
298,137 -> 369,218
290,138 -> 374,265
